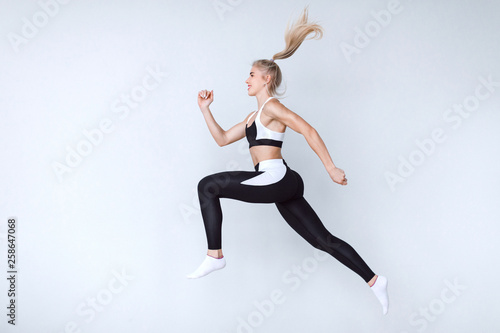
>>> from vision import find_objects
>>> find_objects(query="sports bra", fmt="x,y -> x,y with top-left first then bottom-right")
245,97 -> 285,148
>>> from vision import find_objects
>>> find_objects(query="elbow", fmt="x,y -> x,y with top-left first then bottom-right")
216,134 -> 228,147
304,126 -> 318,139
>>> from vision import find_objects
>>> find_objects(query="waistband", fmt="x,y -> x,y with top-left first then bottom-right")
254,159 -> 288,172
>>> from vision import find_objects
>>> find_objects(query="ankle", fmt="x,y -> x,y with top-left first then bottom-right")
207,249 -> 223,259
368,274 -> 378,287
208,254 -> 224,259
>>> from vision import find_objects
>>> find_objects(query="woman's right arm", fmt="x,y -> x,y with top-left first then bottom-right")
198,89 -> 251,147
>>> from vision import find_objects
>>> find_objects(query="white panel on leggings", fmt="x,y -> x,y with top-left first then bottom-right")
240,164 -> 286,186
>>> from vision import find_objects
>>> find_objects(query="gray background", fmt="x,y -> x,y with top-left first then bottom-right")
1,0 -> 499,332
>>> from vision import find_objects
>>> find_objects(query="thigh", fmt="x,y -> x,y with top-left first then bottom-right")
198,168 -> 299,204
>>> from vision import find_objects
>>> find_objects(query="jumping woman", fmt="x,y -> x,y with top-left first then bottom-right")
187,7 -> 389,314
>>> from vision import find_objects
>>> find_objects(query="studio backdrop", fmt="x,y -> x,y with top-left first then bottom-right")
1,0 -> 499,332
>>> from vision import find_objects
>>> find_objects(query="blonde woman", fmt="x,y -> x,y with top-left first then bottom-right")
188,7 -> 389,315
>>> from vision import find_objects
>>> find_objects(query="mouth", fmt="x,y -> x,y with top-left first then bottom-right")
247,85 -> 252,90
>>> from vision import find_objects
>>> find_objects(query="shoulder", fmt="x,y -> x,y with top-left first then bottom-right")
264,98 -> 292,119
263,98 -> 312,134
264,98 -> 287,114
268,97 -> 283,108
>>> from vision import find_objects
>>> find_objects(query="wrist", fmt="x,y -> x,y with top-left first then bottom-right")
326,163 -> 337,173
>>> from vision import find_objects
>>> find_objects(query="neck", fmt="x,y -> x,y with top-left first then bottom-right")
256,92 -> 272,111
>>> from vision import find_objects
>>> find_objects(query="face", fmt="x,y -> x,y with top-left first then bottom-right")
245,66 -> 270,96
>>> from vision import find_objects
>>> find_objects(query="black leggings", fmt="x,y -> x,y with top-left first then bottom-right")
197,159 -> 376,283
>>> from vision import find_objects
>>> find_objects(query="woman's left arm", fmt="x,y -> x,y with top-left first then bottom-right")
266,101 -> 348,185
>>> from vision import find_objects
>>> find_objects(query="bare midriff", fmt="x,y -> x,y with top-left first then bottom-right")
249,145 -> 283,167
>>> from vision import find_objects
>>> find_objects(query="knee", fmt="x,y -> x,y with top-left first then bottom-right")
198,174 -> 225,200
198,175 -> 215,197
197,175 -> 210,193
198,172 -> 233,196
315,234 -> 344,255
296,233 -> 338,253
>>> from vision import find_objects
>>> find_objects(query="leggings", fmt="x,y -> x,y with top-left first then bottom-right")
197,158 -> 376,283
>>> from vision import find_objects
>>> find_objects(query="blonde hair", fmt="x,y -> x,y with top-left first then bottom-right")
253,6 -> 324,97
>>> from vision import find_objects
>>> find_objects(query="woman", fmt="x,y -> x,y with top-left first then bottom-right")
187,7 -> 389,315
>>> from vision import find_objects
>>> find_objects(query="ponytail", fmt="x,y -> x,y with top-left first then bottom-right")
252,6 -> 324,97
272,6 -> 324,60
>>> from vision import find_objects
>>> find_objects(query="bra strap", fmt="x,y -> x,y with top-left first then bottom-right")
245,111 -> 257,124
259,97 -> 275,113
256,96 -> 275,122
247,97 -> 276,124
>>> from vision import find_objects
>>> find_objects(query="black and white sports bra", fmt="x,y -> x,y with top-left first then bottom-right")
245,97 -> 285,148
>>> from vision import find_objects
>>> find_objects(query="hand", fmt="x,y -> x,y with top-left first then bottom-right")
198,89 -> 213,109
329,167 -> 348,186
